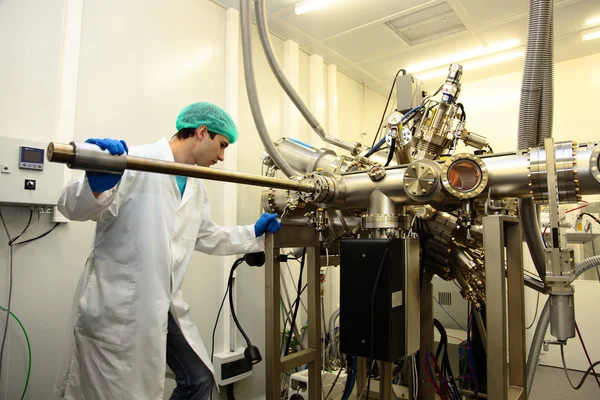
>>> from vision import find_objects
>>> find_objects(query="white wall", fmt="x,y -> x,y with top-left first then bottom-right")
458,52 -> 600,372
0,1 -> 70,399
0,1 -> 385,399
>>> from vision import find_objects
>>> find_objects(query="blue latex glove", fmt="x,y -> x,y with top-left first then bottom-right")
85,138 -> 129,193
254,213 -> 280,237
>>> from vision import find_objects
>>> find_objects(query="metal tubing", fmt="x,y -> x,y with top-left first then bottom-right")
339,153 -> 533,208
47,142 -> 315,193
254,0 -> 357,154
518,0 -> 552,150
275,138 -> 339,174
473,308 -> 488,354
328,308 -> 340,359
520,199 -> 547,281
523,274 -> 546,293
367,189 -> 397,216
239,0 -> 296,177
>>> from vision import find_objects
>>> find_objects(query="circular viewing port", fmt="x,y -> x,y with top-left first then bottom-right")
448,159 -> 482,193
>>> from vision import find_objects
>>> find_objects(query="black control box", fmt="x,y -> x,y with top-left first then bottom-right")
339,238 -> 414,362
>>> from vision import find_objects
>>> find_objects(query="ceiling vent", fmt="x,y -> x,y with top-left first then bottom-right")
385,2 -> 466,46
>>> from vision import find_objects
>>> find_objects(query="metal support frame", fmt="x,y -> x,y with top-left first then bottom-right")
416,270 -> 435,400
483,215 -> 526,400
356,359 -> 392,400
265,224 -> 322,400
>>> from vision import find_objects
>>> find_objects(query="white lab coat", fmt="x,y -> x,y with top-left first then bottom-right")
54,137 -> 263,400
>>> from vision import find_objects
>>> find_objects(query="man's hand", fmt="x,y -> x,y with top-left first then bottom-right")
85,138 -> 128,195
254,213 -> 280,237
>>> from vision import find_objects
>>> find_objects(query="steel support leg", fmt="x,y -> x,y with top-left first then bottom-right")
483,215 -> 526,400
265,226 -> 322,400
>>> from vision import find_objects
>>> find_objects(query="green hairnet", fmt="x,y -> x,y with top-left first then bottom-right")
175,102 -> 239,144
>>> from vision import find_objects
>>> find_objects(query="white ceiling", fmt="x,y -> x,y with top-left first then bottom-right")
214,0 -> 600,95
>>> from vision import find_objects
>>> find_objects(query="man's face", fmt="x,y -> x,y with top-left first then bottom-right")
193,126 -> 230,167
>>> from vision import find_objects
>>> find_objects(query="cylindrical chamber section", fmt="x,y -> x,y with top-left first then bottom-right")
274,138 -> 338,174
339,152 -> 534,208
575,144 -> 600,197
550,293 -> 576,342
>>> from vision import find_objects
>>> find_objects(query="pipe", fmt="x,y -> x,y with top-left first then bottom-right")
47,142 -> 315,193
254,0 -> 357,154
537,4 -> 554,143
519,199 -> 547,281
239,0 -> 296,177
473,309 -> 487,355
526,256 -> 600,393
526,298 -> 550,394
570,255 -> 600,283
523,274 -> 547,294
517,0 -> 553,287
517,0 -> 552,150
328,308 -> 340,359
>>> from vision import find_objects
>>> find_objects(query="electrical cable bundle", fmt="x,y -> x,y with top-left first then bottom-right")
464,305 -> 479,397
433,319 -> 461,400
283,249 -> 306,357
340,355 -> 357,400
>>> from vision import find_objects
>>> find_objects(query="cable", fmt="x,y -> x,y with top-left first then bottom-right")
284,249 -> 306,357
366,241 -> 392,400
566,201 -> 589,214
371,68 -> 407,147
0,208 -> 60,391
579,212 -> 600,225
11,222 -> 60,246
433,296 -> 466,331
560,346 -> 600,390
323,367 -> 343,400
226,383 -> 235,400
525,291 -> 541,329
384,137 -> 396,167
560,344 -> 579,389
0,306 -> 31,400
432,320 -> 460,400
0,208 -> 16,382
341,355 -> 357,400
456,103 -> 466,122
285,261 -> 308,314
588,224 -> 600,282
465,305 -> 478,398
8,210 -> 33,246
542,202 -> 590,249
575,321 -> 600,388
365,137 -> 386,158
211,263 -> 235,362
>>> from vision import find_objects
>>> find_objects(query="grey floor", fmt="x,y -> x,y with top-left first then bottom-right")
530,365 -> 600,400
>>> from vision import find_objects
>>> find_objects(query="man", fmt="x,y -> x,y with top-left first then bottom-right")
55,102 -> 280,400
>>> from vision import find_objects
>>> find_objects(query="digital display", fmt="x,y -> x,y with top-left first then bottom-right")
22,148 -> 43,163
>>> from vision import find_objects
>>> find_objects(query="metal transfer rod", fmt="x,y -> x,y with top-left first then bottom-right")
47,142 -> 315,193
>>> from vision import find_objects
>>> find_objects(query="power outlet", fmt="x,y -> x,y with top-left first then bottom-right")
212,348 -> 252,386
52,206 -> 69,223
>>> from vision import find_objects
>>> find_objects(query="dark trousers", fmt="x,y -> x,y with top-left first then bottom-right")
167,313 -> 214,400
